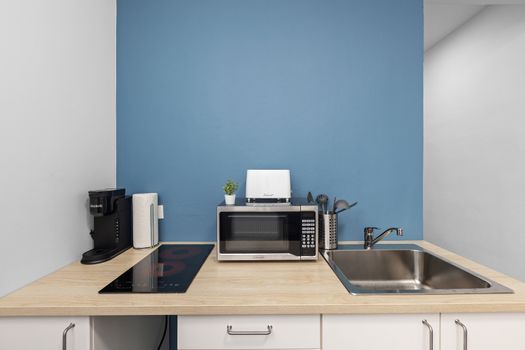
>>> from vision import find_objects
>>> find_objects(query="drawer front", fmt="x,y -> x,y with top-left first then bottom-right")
178,315 -> 320,349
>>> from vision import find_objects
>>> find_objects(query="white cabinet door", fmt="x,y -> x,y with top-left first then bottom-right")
441,313 -> 525,350
323,314 -> 439,350
0,317 -> 91,350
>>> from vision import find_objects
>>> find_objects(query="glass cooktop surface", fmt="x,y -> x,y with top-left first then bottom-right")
99,244 -> 214,293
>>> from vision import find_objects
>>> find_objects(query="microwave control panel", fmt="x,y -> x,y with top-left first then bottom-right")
301,212 -> 317,256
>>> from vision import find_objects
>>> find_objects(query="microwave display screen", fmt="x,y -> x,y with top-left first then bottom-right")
219,212 -> 301,254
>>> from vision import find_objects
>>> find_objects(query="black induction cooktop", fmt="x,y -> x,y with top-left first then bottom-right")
99,244 -> 214,293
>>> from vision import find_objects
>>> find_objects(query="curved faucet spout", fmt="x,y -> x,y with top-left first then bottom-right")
364,227 -> 404,249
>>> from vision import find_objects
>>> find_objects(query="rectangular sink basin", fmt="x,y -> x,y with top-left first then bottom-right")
322,244 -> 512,295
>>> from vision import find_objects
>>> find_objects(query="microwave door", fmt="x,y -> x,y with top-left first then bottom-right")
219,212 -> 301,256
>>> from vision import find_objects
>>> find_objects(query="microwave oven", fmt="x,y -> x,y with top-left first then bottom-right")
216,198 -> 318,261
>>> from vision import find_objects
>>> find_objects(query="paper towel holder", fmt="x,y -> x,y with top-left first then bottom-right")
132,193 -> 164,249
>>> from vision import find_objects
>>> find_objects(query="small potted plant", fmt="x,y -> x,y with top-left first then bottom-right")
223,179 -> 238,205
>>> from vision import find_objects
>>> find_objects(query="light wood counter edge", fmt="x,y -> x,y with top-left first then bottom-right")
1,240 -> 525,316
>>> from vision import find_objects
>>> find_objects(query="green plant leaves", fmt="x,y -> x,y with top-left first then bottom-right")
223,179 -> 238,195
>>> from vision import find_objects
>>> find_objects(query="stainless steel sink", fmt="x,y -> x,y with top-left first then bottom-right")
322,244 -> 512,295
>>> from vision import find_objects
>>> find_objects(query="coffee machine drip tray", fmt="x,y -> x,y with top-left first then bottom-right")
99,244 -> 214,293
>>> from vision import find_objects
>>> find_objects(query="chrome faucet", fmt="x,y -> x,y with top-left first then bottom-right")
363,227 -> 404,249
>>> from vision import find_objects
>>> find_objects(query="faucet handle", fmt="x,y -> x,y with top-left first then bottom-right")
364,227 -> 380,235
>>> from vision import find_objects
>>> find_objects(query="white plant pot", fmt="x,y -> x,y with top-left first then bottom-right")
224,194 -> 236,205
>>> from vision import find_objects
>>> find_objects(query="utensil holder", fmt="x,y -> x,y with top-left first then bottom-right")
319,213 -> 337,250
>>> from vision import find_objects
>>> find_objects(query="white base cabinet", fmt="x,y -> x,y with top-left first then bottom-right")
0,316 -> 168,350
6,312 -> 525,350
441,313 -> 525,350
323,314 -> 439,350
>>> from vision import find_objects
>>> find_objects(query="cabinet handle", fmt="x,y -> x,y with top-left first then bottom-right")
62,323 -> 75,350
226,325 -> 273,335
422,319 -> 433,350
455,319 -> 468,350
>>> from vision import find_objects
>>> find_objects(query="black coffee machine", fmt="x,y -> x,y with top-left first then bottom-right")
81,188 -> 132,264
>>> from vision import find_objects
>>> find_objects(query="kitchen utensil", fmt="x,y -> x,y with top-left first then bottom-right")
334,200 -> 358,214
307,192 -> 314,203
332,196 -> 337,213
316,194 -> 329,214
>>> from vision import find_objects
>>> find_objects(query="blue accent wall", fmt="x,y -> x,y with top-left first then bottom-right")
117,0 -> 423,242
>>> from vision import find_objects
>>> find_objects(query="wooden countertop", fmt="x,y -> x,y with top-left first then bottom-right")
1,241 -> 525,316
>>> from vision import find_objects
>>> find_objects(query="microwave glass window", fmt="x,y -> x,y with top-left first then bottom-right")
231,215 -> 284,238
220,213 -> 301,254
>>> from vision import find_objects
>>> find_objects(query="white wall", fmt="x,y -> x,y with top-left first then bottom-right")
424,5 -> 525,281
0,0 -> 116,296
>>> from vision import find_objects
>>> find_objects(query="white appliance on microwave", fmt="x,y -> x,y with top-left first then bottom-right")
245,169 -> 291,204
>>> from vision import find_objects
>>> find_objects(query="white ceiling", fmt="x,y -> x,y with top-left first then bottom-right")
424,0 -> 525,51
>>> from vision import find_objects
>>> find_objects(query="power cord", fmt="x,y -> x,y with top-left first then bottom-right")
157,315 -> 169,350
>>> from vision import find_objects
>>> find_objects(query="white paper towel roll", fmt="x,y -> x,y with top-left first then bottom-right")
132,193 -> 159,248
